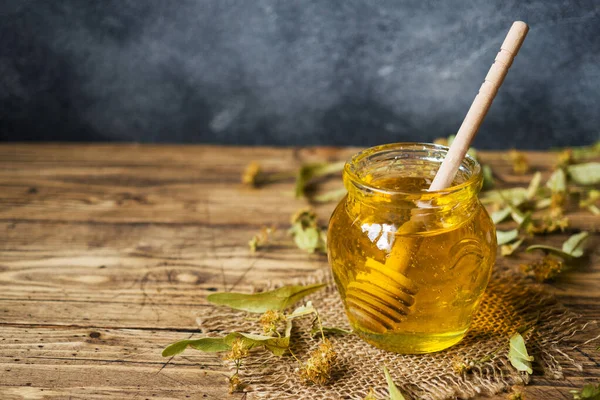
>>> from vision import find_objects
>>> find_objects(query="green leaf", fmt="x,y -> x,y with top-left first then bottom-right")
481,188 -> 528,206
501,238 -> 524,257
546,168 -> 567,192
570,383 -> 600,400
496,229 -> 519,245
562,231 -> 590,257
568,162 -> 600,186
289,209 -> 327,253
482,164 -> 495,190
312,188 -> 347,203
526,172 -> 542,200
207,283 -> 326,313
287,301 -> 316,319
162,337 -> 230,357
383,366 -> 406,400
491,207 -> 511,224
508,332 -> 534,374
526,231 -> 590,260
295,161 -> 345,198
310,326 -> 353,337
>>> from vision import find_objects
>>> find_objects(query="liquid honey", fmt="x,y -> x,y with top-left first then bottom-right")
328,144 -> 496,354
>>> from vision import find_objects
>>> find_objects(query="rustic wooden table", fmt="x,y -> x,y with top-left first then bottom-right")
0,144 -> 598,399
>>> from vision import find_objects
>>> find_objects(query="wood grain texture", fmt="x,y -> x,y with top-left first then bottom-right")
0,144 -> 599,399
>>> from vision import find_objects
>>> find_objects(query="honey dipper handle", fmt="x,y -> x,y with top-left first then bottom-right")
429,21 -> 529,191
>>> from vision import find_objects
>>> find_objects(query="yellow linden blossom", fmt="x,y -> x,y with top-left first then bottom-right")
228,374 -> 245,394
242,161 -> 262,186
508,150 -> 529,175
520,255 -> 564,282
363,388 -> 378,400
224,338 -> 249,362
259,310 -> 286,334
299,339 -> 337,385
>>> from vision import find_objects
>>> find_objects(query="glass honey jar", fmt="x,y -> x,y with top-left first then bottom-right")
328,143 -> 497,354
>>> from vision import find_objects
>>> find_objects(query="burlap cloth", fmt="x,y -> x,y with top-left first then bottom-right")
199,264 -> 594,399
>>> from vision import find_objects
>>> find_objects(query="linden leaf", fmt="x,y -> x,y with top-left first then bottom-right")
546,168 -> 567,193
289,209 -> 327,253
288,301 -> 316,319
207,283 -> 326,313
508,332 -> 534,374
526,172 -> 543,200
295,161 -> 345,198
383,366 -> 406,400
562,231 -> 590,257
568,162 -> 600,186
482,164 -> 495,190
311,326 -> 353,337
162,338 -> 230,357
570,383 -> 600,400
491,207 -> 512,224
526,231 -> 590,260
312,188 -> 347,203
481,188 -> 528,206
497,229 -> 519,246
501,238 -> 525,257
570,141 -> 600,161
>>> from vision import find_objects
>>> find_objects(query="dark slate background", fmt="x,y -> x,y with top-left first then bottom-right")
1,1 -> 599,149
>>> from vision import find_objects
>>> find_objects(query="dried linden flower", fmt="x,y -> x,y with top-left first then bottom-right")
259,310 -> 286,334
507,388 -> 525,400
363,388 -> 378,400
242,161 -> 262,186
452,360 -> 472,374
228,373 -> 245,394
299,339 -> 337,385
520,255 -> 565,282
224,338 -> 249,362
556,148 -> 574,167
508,150 -> 529,175
249,226 -> 276,253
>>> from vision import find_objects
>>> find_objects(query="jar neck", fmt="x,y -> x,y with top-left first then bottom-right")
343,143 -> 482,223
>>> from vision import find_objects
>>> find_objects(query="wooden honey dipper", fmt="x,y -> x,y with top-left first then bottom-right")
346,21 -> 529,333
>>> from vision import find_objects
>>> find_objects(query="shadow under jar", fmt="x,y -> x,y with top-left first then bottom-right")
328,143 -> 497,354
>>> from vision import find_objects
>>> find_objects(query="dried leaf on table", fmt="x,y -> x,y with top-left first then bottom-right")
491,207 -> 512,224
501,238 -> 525,257
568,162 -> 600,186
497,229 -> 519,245
526,231 -> 590,260
162,337 -> 231,357
207,283 -> 326,313
289,208 -> 327,253
311,326 -> 353,337
508,332 -> 534,374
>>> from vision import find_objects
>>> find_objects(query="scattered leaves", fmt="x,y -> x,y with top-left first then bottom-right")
298,339 -> 337,385
383,366 -> 406,400
570,383 -> 600,400
508,332 -> 534,374
207,283 -> 326,313
289,208 -> 327,253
